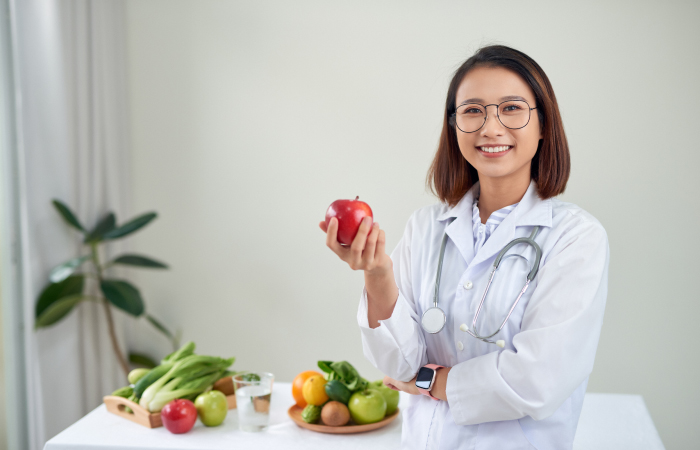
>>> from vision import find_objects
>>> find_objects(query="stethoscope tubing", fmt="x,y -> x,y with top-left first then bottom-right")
428,222 -> 542,346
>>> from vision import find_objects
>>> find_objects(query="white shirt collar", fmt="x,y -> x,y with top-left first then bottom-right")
437,179 -> 552,229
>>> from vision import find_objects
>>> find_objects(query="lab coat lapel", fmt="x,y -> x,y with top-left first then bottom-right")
437,182 -> 478,265
468,179 -> 552,270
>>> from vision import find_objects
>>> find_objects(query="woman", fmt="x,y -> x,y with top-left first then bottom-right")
320,45 -> 609,450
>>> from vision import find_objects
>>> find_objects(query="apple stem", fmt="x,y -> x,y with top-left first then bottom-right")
355,196 -> 359,201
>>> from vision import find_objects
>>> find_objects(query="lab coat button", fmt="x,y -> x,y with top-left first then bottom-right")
456,341 -> 464,351
463,281 -> 473,289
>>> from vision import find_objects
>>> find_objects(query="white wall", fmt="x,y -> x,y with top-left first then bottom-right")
124,1 -> 700,448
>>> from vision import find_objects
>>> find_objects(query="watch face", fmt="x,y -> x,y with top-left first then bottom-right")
415,367 -> 435,390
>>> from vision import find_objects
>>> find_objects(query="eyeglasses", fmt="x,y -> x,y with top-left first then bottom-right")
449,100 -> 538,133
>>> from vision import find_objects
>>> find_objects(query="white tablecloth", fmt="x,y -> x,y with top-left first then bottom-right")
43,382 -> 664,450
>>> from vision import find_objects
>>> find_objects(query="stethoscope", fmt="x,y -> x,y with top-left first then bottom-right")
421,220 -> 543,348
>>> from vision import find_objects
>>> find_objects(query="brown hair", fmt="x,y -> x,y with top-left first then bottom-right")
426,45 -> 570,207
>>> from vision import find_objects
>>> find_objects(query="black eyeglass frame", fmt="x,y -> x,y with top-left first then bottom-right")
449,100 -> 538,134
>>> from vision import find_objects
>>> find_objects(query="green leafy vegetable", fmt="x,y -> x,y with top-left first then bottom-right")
139,354 -> 235,412
318,360 -> 367,392
161,341 -> 195,364
240,373 -> 261,382
111,386 -> 134,398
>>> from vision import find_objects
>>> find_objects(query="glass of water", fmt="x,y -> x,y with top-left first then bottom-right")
233,372 -> 274,432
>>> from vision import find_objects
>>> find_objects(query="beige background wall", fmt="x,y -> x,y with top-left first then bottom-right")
123,1 -> 700,448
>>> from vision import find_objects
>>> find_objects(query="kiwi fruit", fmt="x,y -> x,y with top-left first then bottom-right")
321,401 -> 350,426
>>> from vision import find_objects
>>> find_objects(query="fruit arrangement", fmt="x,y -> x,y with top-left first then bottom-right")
291,360 -> 399,429
106,341 -> 236,433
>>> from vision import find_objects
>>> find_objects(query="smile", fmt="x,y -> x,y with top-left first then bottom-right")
478,146 -> 512,153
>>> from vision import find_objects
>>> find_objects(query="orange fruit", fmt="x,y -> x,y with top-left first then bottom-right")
292,371 -> 322,408
302,375 -> 329,406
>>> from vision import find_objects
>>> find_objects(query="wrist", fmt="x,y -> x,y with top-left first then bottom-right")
431,367 -> 450,401
365,264 -> 398,328
365,258 -> 392,278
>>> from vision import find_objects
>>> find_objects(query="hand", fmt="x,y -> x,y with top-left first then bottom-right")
382,375 -> 420,396
383,367 -> 451,401
319,216 -> 392,276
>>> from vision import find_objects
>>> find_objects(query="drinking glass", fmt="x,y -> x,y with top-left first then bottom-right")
233,372 -> 274,432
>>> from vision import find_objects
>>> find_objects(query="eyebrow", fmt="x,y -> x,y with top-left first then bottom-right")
457,95 -> 528,106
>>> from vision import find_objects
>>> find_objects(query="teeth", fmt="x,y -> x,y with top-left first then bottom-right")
480,146 -> 510,153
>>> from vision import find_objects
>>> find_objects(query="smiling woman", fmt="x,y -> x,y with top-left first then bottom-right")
428,46 -> 570,210
322,45 -> 609,450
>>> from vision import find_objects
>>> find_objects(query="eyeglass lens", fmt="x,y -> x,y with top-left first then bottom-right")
454,100 -> 531,133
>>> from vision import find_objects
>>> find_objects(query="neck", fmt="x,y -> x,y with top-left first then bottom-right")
477,169 -> 531,224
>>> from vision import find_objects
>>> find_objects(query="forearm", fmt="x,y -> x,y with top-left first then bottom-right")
382,367 -> 451,401
365,265 -> 399,328
431,367 -> 450,401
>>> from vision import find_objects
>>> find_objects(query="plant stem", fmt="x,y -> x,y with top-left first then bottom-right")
102,298 -> 130,376
90,243 -> 130,377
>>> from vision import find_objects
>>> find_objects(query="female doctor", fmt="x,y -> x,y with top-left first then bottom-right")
320,45 -> 609,450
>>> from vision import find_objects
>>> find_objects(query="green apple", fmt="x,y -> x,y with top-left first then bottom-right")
369,380 -> 400,416
348,389 -> 387,424
194,390 -> 228,427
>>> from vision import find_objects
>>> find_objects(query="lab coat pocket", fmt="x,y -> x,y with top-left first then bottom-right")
475,419 -> 537,450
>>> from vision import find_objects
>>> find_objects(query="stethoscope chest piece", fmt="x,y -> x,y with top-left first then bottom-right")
421,307 -> 446,334
420,218 -> 543,347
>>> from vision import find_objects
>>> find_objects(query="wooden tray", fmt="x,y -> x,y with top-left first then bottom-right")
103,376 -> 237,429
288,405 -> 399,434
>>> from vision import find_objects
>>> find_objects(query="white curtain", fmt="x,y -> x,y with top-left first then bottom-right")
8,1 -> 131,447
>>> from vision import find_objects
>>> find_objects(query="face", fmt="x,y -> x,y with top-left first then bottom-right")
453,66 -> 543,183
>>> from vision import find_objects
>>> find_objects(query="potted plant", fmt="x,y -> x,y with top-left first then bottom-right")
34,199 -> 179,376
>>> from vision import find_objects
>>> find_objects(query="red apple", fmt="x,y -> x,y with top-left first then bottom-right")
325,196 -> 373,246
161,399 -> 197,434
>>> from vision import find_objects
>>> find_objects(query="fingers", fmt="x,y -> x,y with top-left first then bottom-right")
323,216 -> 386,272
325,217 -> 347,256
362,222 -> 380,267
349,217 -> 374,269
383,375 -> 401,392
376,229 -> 386,259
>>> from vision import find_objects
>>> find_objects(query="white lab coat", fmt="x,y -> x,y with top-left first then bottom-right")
358,179 -> 609,450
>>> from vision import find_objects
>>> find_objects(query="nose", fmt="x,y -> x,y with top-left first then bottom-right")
479,104 -> 505,136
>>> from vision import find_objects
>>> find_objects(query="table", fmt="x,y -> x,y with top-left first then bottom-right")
44,383 -> 665,450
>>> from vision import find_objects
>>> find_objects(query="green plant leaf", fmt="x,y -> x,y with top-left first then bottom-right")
146,314 -> 175,340
128,352 -> 158,369
49,256 -> 91,283
100,279 -> 145,316
35,294 -> 89,328
52,199 -> 85,232
112,254 -> 168,269
84,212 -> 116,243
35,275 -> 85,319
318,361 -> 333,374
102,212 -> 157,240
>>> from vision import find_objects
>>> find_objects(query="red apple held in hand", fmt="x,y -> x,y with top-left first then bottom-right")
161,399 -> 197,434
325,196 -> 373,246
